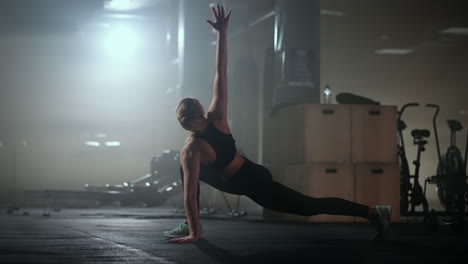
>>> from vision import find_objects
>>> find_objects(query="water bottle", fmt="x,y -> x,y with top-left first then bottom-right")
323,85 -> 332,104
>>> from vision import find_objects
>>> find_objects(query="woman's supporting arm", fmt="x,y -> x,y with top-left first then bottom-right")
169,145 -> 201,243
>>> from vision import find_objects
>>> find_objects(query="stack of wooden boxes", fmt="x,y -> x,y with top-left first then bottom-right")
263,104 -> 400,222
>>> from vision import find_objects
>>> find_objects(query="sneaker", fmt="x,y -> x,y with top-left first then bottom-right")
372,205 -> 392,240
163,220 -> 203,238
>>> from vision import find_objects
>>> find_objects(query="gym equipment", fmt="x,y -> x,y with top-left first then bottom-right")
408,128 -> 431,214
397,103 -> 429,216
220,192 -> 247,217
463,110 -> 468,179
84,150 -> 183,207
336,92 -> 380,105
425,104 -> 467,231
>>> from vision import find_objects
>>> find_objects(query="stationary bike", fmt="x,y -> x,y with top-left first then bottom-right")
398,103 -> 429,216
425,104 -> 468,231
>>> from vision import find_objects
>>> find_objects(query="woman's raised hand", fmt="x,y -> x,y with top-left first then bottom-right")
206,4 -> 232,32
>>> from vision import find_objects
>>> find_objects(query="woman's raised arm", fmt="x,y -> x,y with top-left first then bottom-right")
207,5 -> 231,122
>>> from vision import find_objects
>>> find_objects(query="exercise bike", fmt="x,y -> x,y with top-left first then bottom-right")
398,103 -> 430,216
425,104 -> 468,231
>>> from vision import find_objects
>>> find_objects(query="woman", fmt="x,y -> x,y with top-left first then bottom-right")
166,5 -> 391,243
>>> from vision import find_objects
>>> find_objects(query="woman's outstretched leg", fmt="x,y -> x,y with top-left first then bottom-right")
250,180 -> 370,219
234,159 -> 370,219
233,159 -> 392,239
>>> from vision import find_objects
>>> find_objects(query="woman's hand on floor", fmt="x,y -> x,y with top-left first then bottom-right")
169,235 -> 199,243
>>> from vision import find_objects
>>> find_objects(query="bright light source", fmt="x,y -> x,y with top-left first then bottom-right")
101,25 -> 140,59
85,141 -> 100,147
165,186 -> 173,192
145,182 -> 151,187
375,49 -> 413,55
440,27 -> 468,35
105,0 -> 134,11
105,141 -> 121,147
123,182 -> 129,187
89,22 -> 111,29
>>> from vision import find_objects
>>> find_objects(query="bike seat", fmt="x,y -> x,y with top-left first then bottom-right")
411,129 -> 430,139
447,120 -> 463,132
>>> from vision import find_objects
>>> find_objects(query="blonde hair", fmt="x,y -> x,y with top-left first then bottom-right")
176,98 -> 206,134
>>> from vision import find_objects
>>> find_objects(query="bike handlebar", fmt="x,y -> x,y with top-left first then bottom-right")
426,103 -> 441,164
404,103 -> 419,108
426,104 -> 440,110
398,103 -> 419,120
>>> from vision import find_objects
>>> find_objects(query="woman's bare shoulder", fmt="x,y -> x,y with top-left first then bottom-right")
182,137 -> 201,151
182,136 -> 214,154
182,136 -> 216,164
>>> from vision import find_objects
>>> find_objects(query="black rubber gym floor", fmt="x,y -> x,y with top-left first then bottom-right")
1,207 -> 467,263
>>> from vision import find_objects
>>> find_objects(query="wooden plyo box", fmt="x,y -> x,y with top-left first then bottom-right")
354,163 -> 400,222
264,104 -> 398,165
351,105 -> 397,163
263,104 -> 352,165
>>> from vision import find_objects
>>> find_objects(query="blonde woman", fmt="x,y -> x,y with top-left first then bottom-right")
165,5 -> 391,243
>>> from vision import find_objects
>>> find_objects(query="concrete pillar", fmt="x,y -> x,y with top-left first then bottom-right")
272,0 -> 320,109
177,0 -> 212,107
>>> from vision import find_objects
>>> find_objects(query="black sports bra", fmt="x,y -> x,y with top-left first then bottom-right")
193,122 -> 236,169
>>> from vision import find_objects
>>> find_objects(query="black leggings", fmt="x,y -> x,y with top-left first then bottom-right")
180,157 -> 369,219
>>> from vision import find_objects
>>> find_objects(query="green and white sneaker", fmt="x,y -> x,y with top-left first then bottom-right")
163,220 -> 203,238
372,205 -> 392,240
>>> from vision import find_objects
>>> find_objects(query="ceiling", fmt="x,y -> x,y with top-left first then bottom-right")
320,0 -> 468,53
